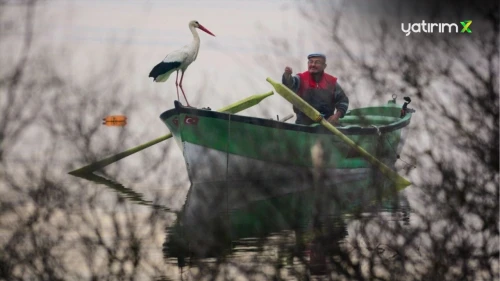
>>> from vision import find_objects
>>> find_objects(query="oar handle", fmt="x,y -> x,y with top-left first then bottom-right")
266,78 -> 324,122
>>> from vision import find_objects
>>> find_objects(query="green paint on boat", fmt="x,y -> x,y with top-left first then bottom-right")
159,96 -> 412,178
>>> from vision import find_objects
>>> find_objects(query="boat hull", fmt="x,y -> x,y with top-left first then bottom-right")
183,142 -> 372,184
160,100 -> 412,184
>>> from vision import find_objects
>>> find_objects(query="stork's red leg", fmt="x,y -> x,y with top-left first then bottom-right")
179,71 -> 191,107
175,70 -> 180,101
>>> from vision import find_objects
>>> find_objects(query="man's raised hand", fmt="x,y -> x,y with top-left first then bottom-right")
284,66 -> 293,82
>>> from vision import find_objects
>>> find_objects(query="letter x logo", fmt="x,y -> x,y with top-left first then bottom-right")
460,20 -> 472,33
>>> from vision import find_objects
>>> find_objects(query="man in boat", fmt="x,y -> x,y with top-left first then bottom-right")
282,53 -> 349,125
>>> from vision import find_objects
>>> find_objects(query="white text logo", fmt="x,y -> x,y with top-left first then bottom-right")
401,20 -> 472,36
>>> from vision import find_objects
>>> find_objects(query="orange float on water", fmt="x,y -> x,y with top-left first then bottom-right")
103,115 -> 127,122
102,115 -> 127,126
102,120 -> 127,127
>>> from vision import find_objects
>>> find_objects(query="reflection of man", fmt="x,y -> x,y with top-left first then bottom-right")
282,53 -> 349,125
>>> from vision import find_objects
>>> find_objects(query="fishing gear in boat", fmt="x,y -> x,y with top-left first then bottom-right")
274,114 -> 294,122
270,113 -> 294,122
281,114 -> 294,122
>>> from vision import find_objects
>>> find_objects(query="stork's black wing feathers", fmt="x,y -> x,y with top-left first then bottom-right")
148,61 -> 181,80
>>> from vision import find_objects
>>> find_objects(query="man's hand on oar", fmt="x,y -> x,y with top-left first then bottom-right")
69,91 -> 274,176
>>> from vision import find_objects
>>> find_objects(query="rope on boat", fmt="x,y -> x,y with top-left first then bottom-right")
370,125 -> 381,136
381,132 -> 416,170
225,114 -> 232,247
226,114 -> 231,181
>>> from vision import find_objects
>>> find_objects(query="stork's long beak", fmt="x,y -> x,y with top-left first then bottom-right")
198,24 -> 215,37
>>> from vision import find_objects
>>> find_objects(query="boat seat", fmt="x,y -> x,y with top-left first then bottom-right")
309,115 -> 400,126
340,115 -> 401,125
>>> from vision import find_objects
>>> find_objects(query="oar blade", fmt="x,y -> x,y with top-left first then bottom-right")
218,91 -> 274,114
320,119 -> 411,188
69,133 -> 173,176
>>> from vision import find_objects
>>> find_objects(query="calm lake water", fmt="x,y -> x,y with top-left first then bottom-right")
74,171 -> 411,280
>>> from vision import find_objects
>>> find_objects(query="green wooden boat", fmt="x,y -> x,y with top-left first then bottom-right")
159,96 -> 414,185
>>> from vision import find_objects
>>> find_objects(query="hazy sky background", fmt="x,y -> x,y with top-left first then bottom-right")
2,0 -> 329,187
28,0 -> 309,113
31,0 -> 339,138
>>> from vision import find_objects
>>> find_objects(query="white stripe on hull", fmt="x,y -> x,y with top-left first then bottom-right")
182,142 -> 372,185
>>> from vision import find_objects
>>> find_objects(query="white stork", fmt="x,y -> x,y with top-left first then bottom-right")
149,20 -> 215,107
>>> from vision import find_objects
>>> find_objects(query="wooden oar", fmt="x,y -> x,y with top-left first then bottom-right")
266,77 -> 411,189
69,91 -> 274,176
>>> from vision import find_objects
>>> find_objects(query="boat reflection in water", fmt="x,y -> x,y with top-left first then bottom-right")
163,174 -> 409,277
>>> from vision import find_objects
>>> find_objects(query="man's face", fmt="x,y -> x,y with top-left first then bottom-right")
307,57 -> 326,73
